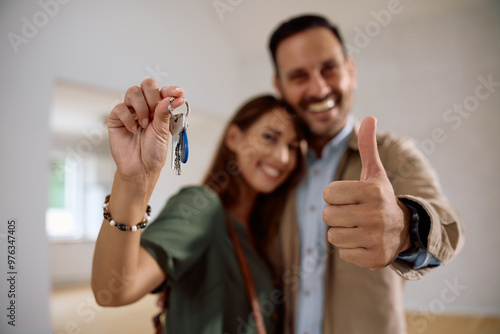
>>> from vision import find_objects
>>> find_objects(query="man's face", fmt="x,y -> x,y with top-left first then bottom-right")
274,27 -> 357,139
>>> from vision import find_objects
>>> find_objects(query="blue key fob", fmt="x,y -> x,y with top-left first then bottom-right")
180,130 -> 189,164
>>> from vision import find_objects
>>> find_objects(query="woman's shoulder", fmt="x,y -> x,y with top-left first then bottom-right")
140,185 -> 226,281
153,185 -> 224,229
170,185 -> 222,213
142,185 -> 224,251
175,185 -> 219,201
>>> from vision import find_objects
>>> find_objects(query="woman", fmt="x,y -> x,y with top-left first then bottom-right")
91,78 -> 305,333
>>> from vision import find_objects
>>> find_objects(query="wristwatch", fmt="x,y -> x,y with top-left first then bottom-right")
400,198 -> 426,252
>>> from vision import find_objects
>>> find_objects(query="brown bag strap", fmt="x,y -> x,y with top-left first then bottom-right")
154,311 -> 163,334
153,283 -> 169,334
223,210 -> 267,334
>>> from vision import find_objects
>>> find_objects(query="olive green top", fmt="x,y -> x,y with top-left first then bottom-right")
140,186 -> 280,334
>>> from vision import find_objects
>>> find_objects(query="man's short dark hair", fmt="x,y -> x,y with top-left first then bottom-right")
268,14 -> 346,75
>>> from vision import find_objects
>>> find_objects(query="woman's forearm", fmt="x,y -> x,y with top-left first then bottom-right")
91,171 -> 159,306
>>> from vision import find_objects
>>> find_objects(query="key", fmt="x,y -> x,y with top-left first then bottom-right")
179,129 -> 189,164
169,113 -> 188,175
169,97 -> 190,175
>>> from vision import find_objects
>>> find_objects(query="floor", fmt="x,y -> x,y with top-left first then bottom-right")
51,284 -> 500,334
51,284 -> 159,334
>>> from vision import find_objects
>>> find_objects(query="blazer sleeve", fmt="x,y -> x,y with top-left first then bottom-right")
379,134 -> 465,280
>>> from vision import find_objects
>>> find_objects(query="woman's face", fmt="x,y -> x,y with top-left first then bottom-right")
227,108 -> 300,195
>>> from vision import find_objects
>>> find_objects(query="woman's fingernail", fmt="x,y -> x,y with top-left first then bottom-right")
132,124 -> 138,133
141,119 -> 149,128
174,87 -> 183,92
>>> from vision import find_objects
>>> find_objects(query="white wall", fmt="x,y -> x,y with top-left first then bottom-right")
1,0 -> 499,332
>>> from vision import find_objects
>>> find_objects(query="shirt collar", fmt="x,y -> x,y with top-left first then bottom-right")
308,115 -> 355,162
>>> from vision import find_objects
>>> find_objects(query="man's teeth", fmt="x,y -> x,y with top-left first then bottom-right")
261,164 -> 280,177
309,99 -> 335,113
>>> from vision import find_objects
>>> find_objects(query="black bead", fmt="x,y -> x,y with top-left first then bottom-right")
116,224 -> 127,231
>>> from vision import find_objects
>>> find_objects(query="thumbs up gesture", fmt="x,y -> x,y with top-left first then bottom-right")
323,117 -> 412,269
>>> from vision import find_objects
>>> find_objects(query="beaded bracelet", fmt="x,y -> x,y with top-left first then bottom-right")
103,194 -> 151,232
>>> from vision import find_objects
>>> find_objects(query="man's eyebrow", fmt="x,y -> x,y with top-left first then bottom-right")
323,59 -> 337,66
286,68 -> 306,79
286,59 -> 339,78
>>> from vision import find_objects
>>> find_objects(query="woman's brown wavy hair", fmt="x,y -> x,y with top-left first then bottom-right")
202,94 -> 306,270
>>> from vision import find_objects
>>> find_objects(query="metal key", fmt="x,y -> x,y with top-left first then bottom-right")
169,98 -> 190,175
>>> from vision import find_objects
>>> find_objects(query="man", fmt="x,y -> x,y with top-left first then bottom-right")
269,15 -> 465,333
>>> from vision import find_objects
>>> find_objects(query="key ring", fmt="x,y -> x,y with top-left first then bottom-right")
169,97 -> 190,121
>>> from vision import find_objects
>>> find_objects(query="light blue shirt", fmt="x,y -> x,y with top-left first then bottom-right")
295,116 -> 354,334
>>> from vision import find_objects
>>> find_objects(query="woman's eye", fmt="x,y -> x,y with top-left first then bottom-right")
263,133 -> 277,142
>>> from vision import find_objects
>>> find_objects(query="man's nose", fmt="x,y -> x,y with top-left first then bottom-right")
307,72 -> 331,99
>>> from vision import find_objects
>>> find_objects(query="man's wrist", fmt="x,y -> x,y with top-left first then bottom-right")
397,199 -> 413,253
395,199 -> 441,270
399,198 -> 425,254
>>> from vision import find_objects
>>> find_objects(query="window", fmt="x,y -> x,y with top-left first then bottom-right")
47,80 -> 119,241
46,156 -> 82,239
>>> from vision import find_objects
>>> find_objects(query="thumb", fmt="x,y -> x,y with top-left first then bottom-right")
358,116 -> 385,181
151,97 -> 174,140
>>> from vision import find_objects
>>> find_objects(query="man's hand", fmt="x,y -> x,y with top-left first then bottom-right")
323,116 -> 412,269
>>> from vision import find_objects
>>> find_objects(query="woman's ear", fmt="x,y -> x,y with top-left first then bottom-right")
224,124 -> 242,152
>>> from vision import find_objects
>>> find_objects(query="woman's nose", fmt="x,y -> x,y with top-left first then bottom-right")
273,143 -> 290,164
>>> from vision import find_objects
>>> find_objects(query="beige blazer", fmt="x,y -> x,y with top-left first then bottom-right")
279,122 -> 465,334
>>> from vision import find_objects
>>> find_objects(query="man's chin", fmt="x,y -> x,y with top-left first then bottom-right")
303,120 -> 331,137
306,115 -> 346,138
309,127 -> 337,138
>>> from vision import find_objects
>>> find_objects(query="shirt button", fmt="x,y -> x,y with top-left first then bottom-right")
306,248 -> 313,255
313,168 -> 320,176
309,205 -> 316,212
304,290 -> 310,297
